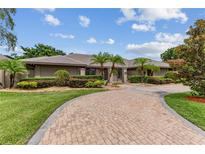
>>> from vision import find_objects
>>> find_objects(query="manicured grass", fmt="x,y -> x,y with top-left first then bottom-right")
165,92 -> 205,131
0,89 -> 104,144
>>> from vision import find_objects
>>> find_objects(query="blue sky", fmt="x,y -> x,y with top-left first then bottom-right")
1,8 -> 205,60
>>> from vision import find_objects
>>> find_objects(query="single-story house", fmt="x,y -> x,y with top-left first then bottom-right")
23,53 -> 171,83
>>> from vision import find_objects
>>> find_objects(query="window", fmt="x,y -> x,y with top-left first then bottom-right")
86,68 -> 96,75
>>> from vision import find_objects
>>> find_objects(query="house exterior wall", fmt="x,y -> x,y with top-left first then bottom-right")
0,70 -> 11,88
29,65 -> 82,77
0,70 -> 4,88
25,64 -> 170,83
127,68 -> 140,77
153,68 -> 170,76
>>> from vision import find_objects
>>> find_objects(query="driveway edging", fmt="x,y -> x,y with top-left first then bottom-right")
27,90 -> 109,145
158,91 -> 205,138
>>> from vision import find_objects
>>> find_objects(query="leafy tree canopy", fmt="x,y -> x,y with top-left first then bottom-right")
20,43 -> 66,58
134,58 -> 150,78
160,47 -> 179,61
0,59 -> 27,88
91,52 -> 110,78
177,19 -> 205,96
0,8 -> 17,51
144,64 -> 160,72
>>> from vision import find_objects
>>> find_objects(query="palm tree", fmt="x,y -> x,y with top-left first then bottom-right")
144,64 -> 160,76
134,58 -> 150,76
107,54 -> 125,84
91,52 -> 110,78
0,59 -> 27,88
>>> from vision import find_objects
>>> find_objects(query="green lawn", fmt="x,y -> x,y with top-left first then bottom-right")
165,92 -> 205,131
0,89 -> 104,144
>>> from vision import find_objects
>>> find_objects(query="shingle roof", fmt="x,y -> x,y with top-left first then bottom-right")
0,54 -> 10,60
23,53 -> 170,68
23,55 -> 87,66
67,53 -> 127,68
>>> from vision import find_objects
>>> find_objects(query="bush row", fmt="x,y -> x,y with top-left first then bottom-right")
21,77 -> 56,81
71,75 -> 103,80
17,79 -> 105,89
128,75 -> 174,84
21,75 -> 103,81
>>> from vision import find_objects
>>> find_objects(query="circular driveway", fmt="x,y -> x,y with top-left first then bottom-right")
36,84 -> 205,144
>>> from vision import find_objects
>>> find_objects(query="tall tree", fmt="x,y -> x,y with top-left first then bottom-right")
0,8 -> 17,51
91,52 -> 110,78
177,19 -> 205,96
134,58 -> 150,78
160,47 -> 179,62
20,44 -> 65,58
107,54 -> 125,84
0,59 -> 27,88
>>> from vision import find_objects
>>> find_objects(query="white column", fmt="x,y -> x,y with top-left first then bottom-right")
122,68 -> 127,83
80,67 -> 86,76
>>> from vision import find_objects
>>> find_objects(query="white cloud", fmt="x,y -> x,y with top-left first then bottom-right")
50,33 -> 75,39
44,14 -> 60,26
138,8 -> 188,23
104,38 -> 115,45
34,8 -> 55,13
131,23 -> 155,32
127,42 -> 174,54
0,46 -> 23,56
155,32 -> 185,43
117,8 -> 188,24
79,15 -> 90,28
117,8 -> 137,25
126,32 -> 186,59
86,37 -> 97,44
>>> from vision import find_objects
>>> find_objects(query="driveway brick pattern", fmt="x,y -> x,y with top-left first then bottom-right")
40,84 -> 205,144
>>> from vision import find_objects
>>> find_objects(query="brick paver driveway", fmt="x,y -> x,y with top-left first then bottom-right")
38,84 -> 205,144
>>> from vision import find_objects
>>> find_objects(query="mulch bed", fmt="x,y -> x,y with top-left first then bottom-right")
186,96 -> 205,104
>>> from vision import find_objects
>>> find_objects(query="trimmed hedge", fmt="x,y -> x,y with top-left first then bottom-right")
19,75 -> 104,88
68,79 -> 95,88
147,76 -> 174,84
128,75 -> 148,83
17,81 -> 38,89
71,75 -> 102,80
128,75 -> 174,84
21,77 -> 56,81
35,80 -> 56,88
85,80 -> 105,88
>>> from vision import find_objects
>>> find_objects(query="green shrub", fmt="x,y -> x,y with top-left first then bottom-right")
188,80 -> 205,96
17,81 -> 38,89
21,77 -> 56,81
19,79 -> 56,88
71,75 -> 102,80
147,76 -> 174,84
128,75 -> 148,83
68,79 -> 95,88
54,70 -> 70,86
36,80 -> 56,88
164,71 -> 178,81
85,80 -> 105,88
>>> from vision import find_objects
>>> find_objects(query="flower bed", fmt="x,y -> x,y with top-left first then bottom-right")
186,96 -> 205,104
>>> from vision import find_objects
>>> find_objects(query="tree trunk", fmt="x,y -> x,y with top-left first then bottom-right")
106,63 -> 115,85
100,63 -> 104,79
141,65 -> 144,83
9,73 -> 16,88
